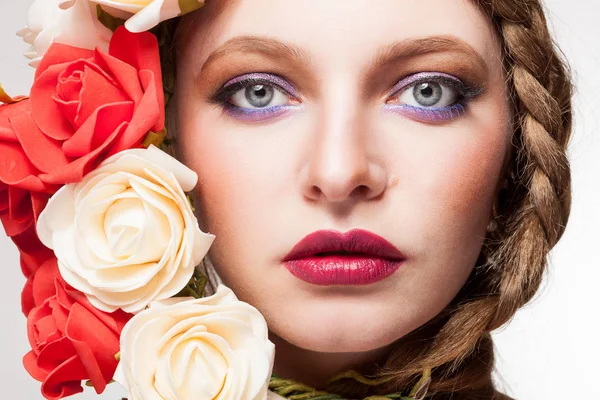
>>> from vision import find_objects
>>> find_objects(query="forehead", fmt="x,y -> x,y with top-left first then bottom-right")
183,0 -> 502,70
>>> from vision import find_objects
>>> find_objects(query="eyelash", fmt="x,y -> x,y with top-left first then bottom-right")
385,72 -> 482,122
208,72 -> 482,123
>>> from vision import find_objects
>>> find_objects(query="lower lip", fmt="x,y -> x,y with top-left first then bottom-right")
284,255 -> 403,285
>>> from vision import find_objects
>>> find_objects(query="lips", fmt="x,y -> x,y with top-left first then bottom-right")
284,228 -> 405,261
283,229 -> 405,285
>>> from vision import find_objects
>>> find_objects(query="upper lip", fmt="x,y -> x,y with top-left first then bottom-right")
283,228 -> 405,261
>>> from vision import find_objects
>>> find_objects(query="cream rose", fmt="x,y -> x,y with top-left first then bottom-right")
36,145 -> 215,313
92,0 -> 205,32
17,0 -> 111,68
114,284 -> 276,400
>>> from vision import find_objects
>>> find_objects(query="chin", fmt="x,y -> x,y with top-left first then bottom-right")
267,296 -> 412,353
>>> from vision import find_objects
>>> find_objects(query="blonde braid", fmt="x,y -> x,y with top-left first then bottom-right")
484,0 -> 572,327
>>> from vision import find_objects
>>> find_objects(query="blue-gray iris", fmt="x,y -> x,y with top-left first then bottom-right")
245,84 -> 274,107
413,82 -> 442,107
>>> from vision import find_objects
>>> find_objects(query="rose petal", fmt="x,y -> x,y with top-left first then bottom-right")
39,354 -> 87,400
39,119 -> 128,185
11,105 -> 70,174
25,0 -> 109,73
11,224 -> 53,275
94,46 -> 144,106
32,258 -> 63,306
22,276 -> 36,316
63,101 -> 133,157
37,184 -> 75,250
65,303 -> 121,393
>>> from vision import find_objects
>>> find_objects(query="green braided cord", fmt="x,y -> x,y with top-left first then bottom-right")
408,368 -> 431,399
269,367 -> 432,400
328,370 -> 394,386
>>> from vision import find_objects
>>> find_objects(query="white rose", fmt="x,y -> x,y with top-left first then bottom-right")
17,0 -> 112,68
36,145 -> 215,313
92,0 -> 205,33
114,284 -> 276,400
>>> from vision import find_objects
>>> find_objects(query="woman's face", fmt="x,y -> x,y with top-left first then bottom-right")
175,0 -> 511,355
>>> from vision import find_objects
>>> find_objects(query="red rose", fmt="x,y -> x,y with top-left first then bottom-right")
29,25 -> 164,185
0,26 -> 163,187
0,179 -> 53,278
23,258 -> 132,400
0,101 -> 54,277
0,26 -> 164,277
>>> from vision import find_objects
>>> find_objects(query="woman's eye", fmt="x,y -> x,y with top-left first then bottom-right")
209,74 -> 301,122
394,81 -> 460,108
229,83 -> 290,109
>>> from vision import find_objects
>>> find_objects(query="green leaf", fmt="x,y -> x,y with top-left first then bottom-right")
179,0 -> 205,16
96,5 -> 126,32
142,128 -> 167,148
0,84 -> 27,104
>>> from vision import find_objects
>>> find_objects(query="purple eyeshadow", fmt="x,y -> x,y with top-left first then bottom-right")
385,103 -> 467,123
390,72 -> 469,95
221,102 -> 293,122
223,73 -> 299,98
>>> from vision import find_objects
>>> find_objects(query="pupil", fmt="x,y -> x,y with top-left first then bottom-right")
420,85 -> 434,97
254,86 -> 266,98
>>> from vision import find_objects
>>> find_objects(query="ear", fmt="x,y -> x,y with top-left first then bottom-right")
495,139 -> 515,196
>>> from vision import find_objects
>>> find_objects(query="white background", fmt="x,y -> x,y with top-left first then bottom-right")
0,1 -> 598,399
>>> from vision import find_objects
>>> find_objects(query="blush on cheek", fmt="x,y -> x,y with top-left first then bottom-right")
414,126 -> 508,242
443,140 -> 507,223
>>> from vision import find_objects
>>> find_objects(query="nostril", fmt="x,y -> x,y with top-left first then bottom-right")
307,185 -> 326,201
350,185 -> 370,198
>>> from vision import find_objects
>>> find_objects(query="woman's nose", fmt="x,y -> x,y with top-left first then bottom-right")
299,90 -> 388,206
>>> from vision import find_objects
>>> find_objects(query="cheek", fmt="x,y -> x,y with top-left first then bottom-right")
376,109 -> 511,321
434,138 -> 501,217
399,113 -> 510,263
176,106 -> 289,283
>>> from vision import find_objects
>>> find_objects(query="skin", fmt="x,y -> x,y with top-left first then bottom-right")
174,0 -> 511,387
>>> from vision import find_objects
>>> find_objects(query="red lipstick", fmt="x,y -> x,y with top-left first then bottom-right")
283,229 -> 405,285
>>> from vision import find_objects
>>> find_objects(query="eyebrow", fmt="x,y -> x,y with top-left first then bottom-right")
200,36 -> 313,73
200,34 -> 488,77
368,35 -> 488,74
